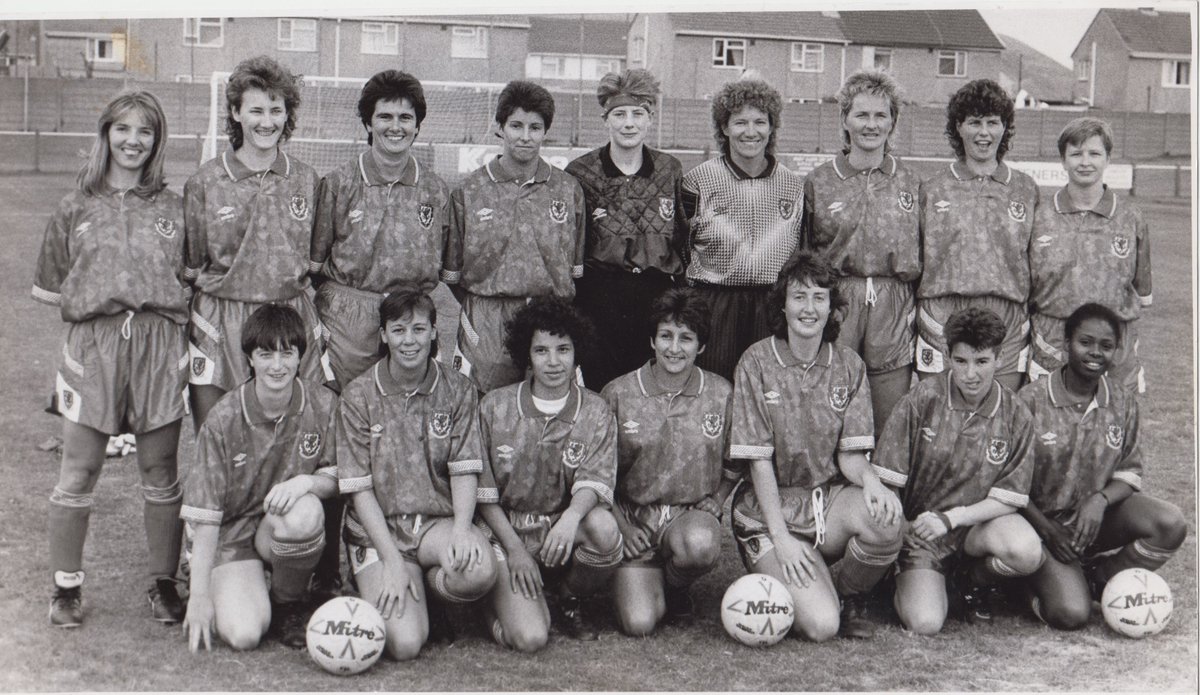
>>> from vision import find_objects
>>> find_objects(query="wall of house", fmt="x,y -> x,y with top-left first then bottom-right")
845,45 -> 1002,105
1124,57 -> 1191,113
1071,15 -> 1131,110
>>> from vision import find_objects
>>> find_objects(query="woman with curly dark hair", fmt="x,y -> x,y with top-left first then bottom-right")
726,251 -> 905,641
915,79 -> 1038,393
679,76 -> 805,380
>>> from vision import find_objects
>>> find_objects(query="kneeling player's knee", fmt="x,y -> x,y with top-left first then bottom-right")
272,495 -> 325,540
793,603 -> 839,643
456,555 -> 498,599
1039,597 -> 1090,631
580,509 -> 621,552
385,630 -> 424,661
221,622 -> 266,651
1149,503 -> 1188,548
618,607 -> 659,637
504,622 -> 548,653
991,532 -> 1044,575
899,609 -> 944,636
674,525 -> 720,569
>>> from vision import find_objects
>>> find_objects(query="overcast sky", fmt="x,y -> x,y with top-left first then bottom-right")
977,8 -> 1098,68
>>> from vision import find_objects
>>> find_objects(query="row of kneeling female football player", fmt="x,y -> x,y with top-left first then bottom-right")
33,52 -> 1180,653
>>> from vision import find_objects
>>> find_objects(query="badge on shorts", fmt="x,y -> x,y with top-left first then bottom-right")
429,411 -> 451,439
154,217 -> 177,239
349,209 -> 364,225
299,432 -> 321,459
1007,200 -> 1026,222
192,357 -> 207,378
1106,425 -> 1124,450
763,390 -> 781,405
829,385 -> 849,412
778,199 -> 795,220
549,199 -> 568,224
920,348 -> 935,366
289,194 -> 310,221
1111,235 -> 1131,259
61,389 -> 74,410
986,438 -> 1009,465
562,439 -> 585,468
898,191 -> 914,212
702,412 -> 722,439
418,203 -> 434,229
659,197 -> 675,221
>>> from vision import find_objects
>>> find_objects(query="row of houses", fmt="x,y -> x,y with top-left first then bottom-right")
0,9 -> 1191,111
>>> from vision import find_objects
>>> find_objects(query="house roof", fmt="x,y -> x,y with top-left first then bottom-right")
1088,8 -> 1192,56
667,12 -> 847,44
836,10 -> 1003,51
528,17 -> 627,56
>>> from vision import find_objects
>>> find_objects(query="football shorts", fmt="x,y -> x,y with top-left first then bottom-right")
453,294 -> 529,393
835,276 -> 916,374
617,500 -> 706,567
731,482 -> 847,567
343,512 -> 448,568
315,281 -> 388,391
896,525 -> 971,574
915,295 -> 1029,376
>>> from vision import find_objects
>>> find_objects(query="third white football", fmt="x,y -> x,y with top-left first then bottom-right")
306,596 -> 387,675
721,573 -> 794,647
1100,568 -> 1173,638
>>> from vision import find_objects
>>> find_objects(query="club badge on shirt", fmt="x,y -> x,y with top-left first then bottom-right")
659,198 -> 675,221
702,412 -> 722,439
778,199 -> 795,220
1111,235 -> 1131,259
299,432 -> 322,459
418,203 -> 434,229
562,439 -> 585,468
549,200 -> 568,224
429,411 -> 452,439
154,217 -> 177,239
986,438 -> 1009,465
1007,201 -> 1026,223
1106,425 -> 1124,450
829,385 -> 849,412
289,194 -> 310,221
898,191 -> 915,213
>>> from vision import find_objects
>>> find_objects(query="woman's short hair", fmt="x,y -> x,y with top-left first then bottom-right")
944,307 -> 1006,355
647,288 -> 712,347
495,80 -> 556,131
766,251 -> 845,344
835,70 -> 903,154
358,70 -> 427,145
1064,302 -> 1123,345
944,79 -> 1016,162
504,297 -> 595,373
225,55 -> 302,150
1056,117 -> 1114,158
78,90 -> 169,197
711,77 -> 783,158
241,303 -> 307,359
596,68 -> 659,116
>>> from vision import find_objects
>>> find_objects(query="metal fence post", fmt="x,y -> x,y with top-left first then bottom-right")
34,130 -> 41,172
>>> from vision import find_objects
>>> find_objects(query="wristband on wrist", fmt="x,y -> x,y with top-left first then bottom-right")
1094,489 -> 1112,507
932,510 -> 954,532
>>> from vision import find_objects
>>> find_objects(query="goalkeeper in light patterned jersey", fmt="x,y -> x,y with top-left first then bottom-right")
728,252 -> 905,642
183,55 -> 329,430
444,81 -> 586,393
1016,304 -> 1184,630
1027,118 -> 1152,393
311,70 -> 453,392
600,288 -> 736,635
916,80 -> 1038,392
802,70 -> 921,428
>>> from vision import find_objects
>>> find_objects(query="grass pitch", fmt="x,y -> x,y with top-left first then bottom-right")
0,174 -> 1195,692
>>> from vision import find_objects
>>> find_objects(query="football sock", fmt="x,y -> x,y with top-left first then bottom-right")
142,481 -> 183,579
48,487 -> 93,582
664,559 -> 711,589
835,535 -> 902,596
970,554 -> 1038,586
424,565 -> 487,604
313,496 -> 345,588
566,541 -> 623,598
269,530 -> 325,604
1096,540 -> 1177,583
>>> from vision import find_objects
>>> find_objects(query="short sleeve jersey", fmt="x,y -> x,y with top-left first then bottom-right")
181,379 -> 337,527
336,359 -> 483,523
33,187 -> 190,324
183,151 -> 320,302
874,372 -> 1034,517
1017,369 -> 1143,518
680,156 -> 804,287
311,152 -> 452,294
563,144 -> 687,276
478,380 -> 617,514
802,154 -> 921,281
444,156 -> 585,298
1030,187 -> 1152,321
729,338 -> 874,489
600,363 -> 732,506
918,161 -> 1039,303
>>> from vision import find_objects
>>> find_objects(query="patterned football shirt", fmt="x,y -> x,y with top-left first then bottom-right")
337,359 -> 483,525
600,363 -> 732,506
729,338 -> 875,487
180,378 -> 337,527
802,153 -> 921,281
1029,187 -> 1152,321
311,152 -> 452,294
918,161 -> 1039,303
478,380 -> 617,514
680,156 -> 804,287
444,156 -> 585,298
874,371 -> 1034,516
33,188 -> 190,324
564,144 -> 687,275
183,151 -> 320,302
1017,369 -> 1143,518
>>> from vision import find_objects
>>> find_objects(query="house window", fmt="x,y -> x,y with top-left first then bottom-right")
791,43 -> 824,72
713,38 -> 745,68
362,22 -> 399,55
590,58 -> 622,79
937,50 -> 966,77
872,48 -> 892,72
631,36 -> 646,65
175,74 -> 194,83
183,18 -> 224,48
88,37 -> 121,63
1075,58 -> 1090,81
538,56 -> 568,79
451,26 -> 488,59
1162,59 -> 1190,87
278,19 -> 316,52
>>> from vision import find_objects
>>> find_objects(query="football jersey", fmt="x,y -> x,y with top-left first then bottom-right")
918,161 -> 1039,303
183,151 -> 320,302
33,188 -> 190,324
563,144 -> 687,276
680,156 -> 804,287
600,362 -> 732,506
729,338 -> 874,489
337,359 -> 483,520
874,371 -> 1034,517
444,156 -> 585,298
802,154 -> 921,281
478,380 -> 617,514
1029,187 -> 1152,321
1017,369 -> 1143,518
311,152 -> 452,294
180,378 -> 337,527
